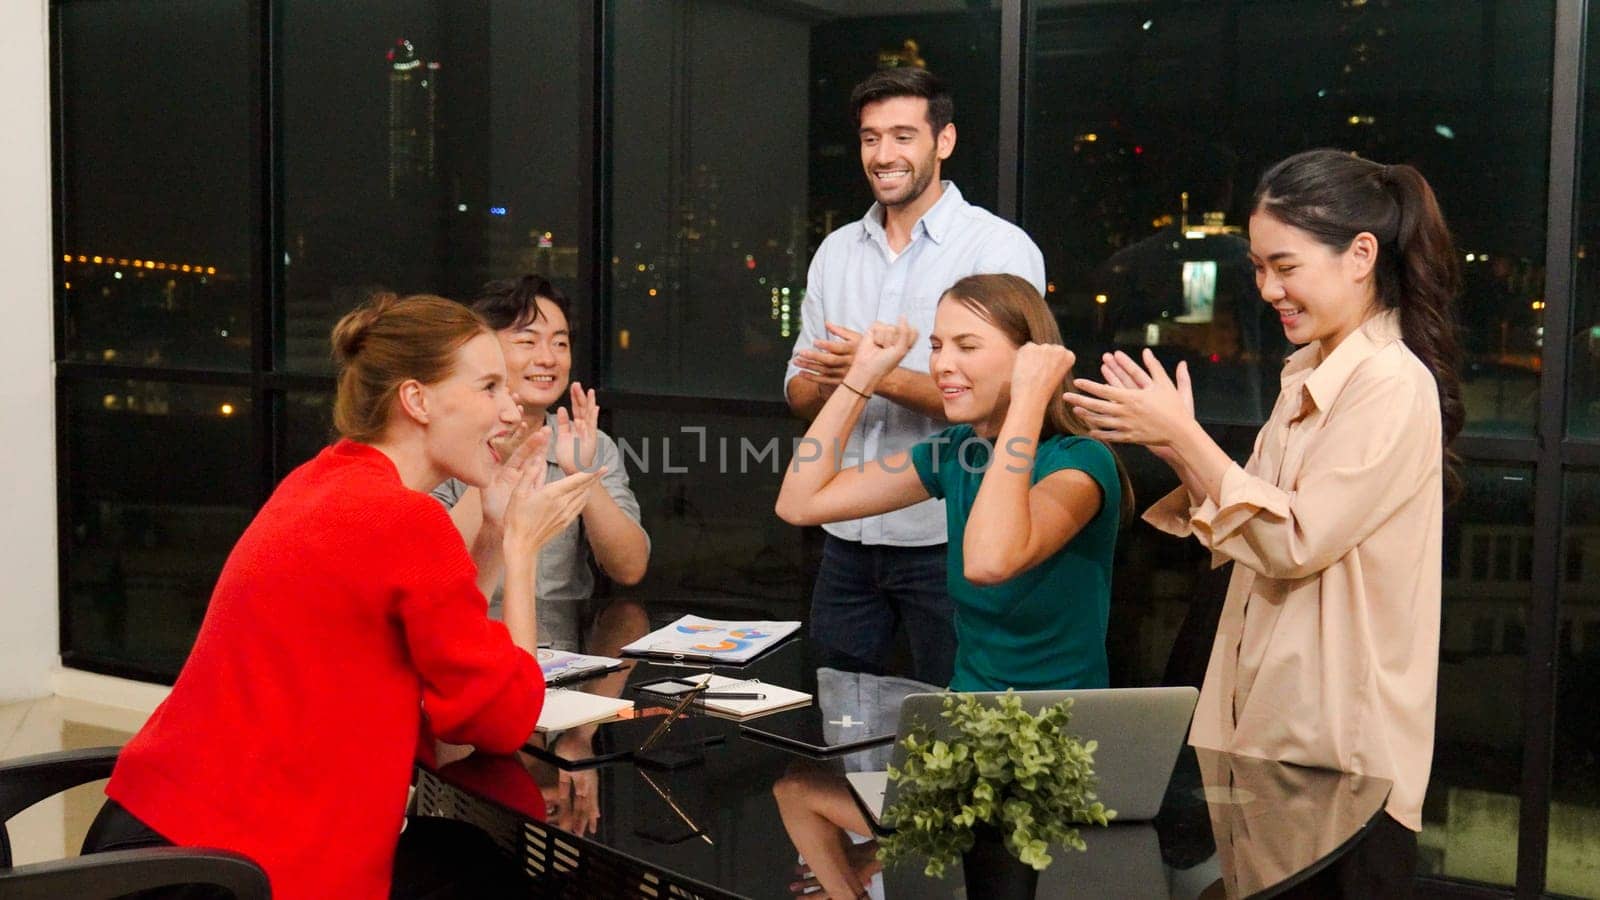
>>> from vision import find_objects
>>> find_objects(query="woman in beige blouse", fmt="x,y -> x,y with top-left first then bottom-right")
1065,149 -> 1463,897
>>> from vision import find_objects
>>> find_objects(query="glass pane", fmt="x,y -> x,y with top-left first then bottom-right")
1025,0 -> 1552,431
1548,472 -> 1600,897
604,408 -> 808,615
57,0 -> 256,370
61,381 -> 256,679
283,391 -> 335,476
1420,463 -> 1533,888
608,3 -> 1000,398
280,1 -> 588,375
1106,425 -> 1258,689
1568,2 -> 1600,440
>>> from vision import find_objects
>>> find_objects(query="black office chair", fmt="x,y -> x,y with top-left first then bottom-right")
0,746 -> 269,900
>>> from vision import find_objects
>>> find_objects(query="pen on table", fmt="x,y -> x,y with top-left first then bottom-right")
700,692 -> 765,700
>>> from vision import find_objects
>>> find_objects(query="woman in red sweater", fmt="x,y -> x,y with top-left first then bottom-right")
85,294 -> 600,898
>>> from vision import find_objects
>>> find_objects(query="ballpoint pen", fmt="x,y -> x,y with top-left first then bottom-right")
637,681 -> 708,751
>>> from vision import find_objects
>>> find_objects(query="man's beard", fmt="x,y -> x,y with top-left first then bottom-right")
874,153 -> 937,209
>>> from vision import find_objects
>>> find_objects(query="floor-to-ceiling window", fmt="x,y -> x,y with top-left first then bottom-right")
49,1 -> 1599,894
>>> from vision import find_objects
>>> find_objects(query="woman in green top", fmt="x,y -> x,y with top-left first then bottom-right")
777,273 -> 1132,692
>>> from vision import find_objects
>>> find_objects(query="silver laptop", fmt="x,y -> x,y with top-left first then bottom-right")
847,686 -> 1198,829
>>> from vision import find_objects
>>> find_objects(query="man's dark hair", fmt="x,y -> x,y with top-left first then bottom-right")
470,274 -> 571,331
849,67 -> 953,134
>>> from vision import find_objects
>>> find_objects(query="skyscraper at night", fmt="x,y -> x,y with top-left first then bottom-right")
386,38 -> 438,199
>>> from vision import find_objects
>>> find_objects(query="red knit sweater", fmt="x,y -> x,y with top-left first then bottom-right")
107,440 -> 545,899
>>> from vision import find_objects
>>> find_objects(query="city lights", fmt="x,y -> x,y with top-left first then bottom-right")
65,252 -> 219,276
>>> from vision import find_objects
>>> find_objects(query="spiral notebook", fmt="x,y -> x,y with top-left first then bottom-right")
636,672 -> 812,721
619,615 -> 801,664
534,690 -> 636,734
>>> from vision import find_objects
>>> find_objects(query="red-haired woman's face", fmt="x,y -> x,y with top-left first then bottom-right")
422,332 -> 522,487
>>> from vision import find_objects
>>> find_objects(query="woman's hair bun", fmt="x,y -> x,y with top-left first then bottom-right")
331,292 -> 399,365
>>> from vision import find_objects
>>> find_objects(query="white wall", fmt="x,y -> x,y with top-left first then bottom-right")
0,0 -> 60,703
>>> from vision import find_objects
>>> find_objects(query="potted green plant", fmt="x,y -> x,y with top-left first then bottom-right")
877,692 -> 1114,899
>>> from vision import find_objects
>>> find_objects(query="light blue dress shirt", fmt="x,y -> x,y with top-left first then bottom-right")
784,182 -> 1046,547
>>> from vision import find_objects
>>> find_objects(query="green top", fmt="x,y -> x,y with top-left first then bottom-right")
909,425 -> 1119,692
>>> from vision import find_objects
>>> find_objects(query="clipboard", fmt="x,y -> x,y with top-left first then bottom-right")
619,616 -> 802,666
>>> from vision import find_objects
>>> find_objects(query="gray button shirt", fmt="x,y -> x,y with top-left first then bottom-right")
784,182 -> 1046,546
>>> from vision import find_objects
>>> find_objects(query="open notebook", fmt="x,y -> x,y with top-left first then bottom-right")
534,690 -> 635,734
636,673 -> 812,721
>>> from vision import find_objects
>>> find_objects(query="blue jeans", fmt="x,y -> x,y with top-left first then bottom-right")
809,534 -> 955,687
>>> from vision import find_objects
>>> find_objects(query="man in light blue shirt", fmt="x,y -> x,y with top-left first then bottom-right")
784,68 -> 1045,686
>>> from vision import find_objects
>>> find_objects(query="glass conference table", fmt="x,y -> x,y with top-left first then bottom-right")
415,637 -> 1391,899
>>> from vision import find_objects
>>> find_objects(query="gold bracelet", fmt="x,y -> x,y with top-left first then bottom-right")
840,381 -> 871,400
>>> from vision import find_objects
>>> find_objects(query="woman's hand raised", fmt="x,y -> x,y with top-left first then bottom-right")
503,460 -> 604,557
843,317 -> 918,393
1009,342 -> 1076,409
1063,349 -> 1195,450
481,423 -> 546,532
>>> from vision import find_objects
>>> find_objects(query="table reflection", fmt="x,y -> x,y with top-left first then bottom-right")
1196,748 -> 1392,899
420,633 -> 1393,899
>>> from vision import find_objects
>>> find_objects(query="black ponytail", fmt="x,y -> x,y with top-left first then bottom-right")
1253,149 -> 1464,502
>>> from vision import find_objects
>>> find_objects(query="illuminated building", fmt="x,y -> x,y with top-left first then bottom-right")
386,39 -> 439,199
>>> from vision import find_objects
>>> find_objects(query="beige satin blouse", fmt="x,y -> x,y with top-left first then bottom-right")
1146,310 -> 1442,830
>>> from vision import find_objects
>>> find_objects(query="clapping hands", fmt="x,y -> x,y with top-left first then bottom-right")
791,323 -> 863,387
482,423 -> 545,532
1062,349 -> 1195,458
553,382 -> 600,475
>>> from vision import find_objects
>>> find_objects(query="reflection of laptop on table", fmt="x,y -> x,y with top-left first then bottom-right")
847,687 -> 1199,831
739,705 -> 897,757
742,667 -> 937,759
